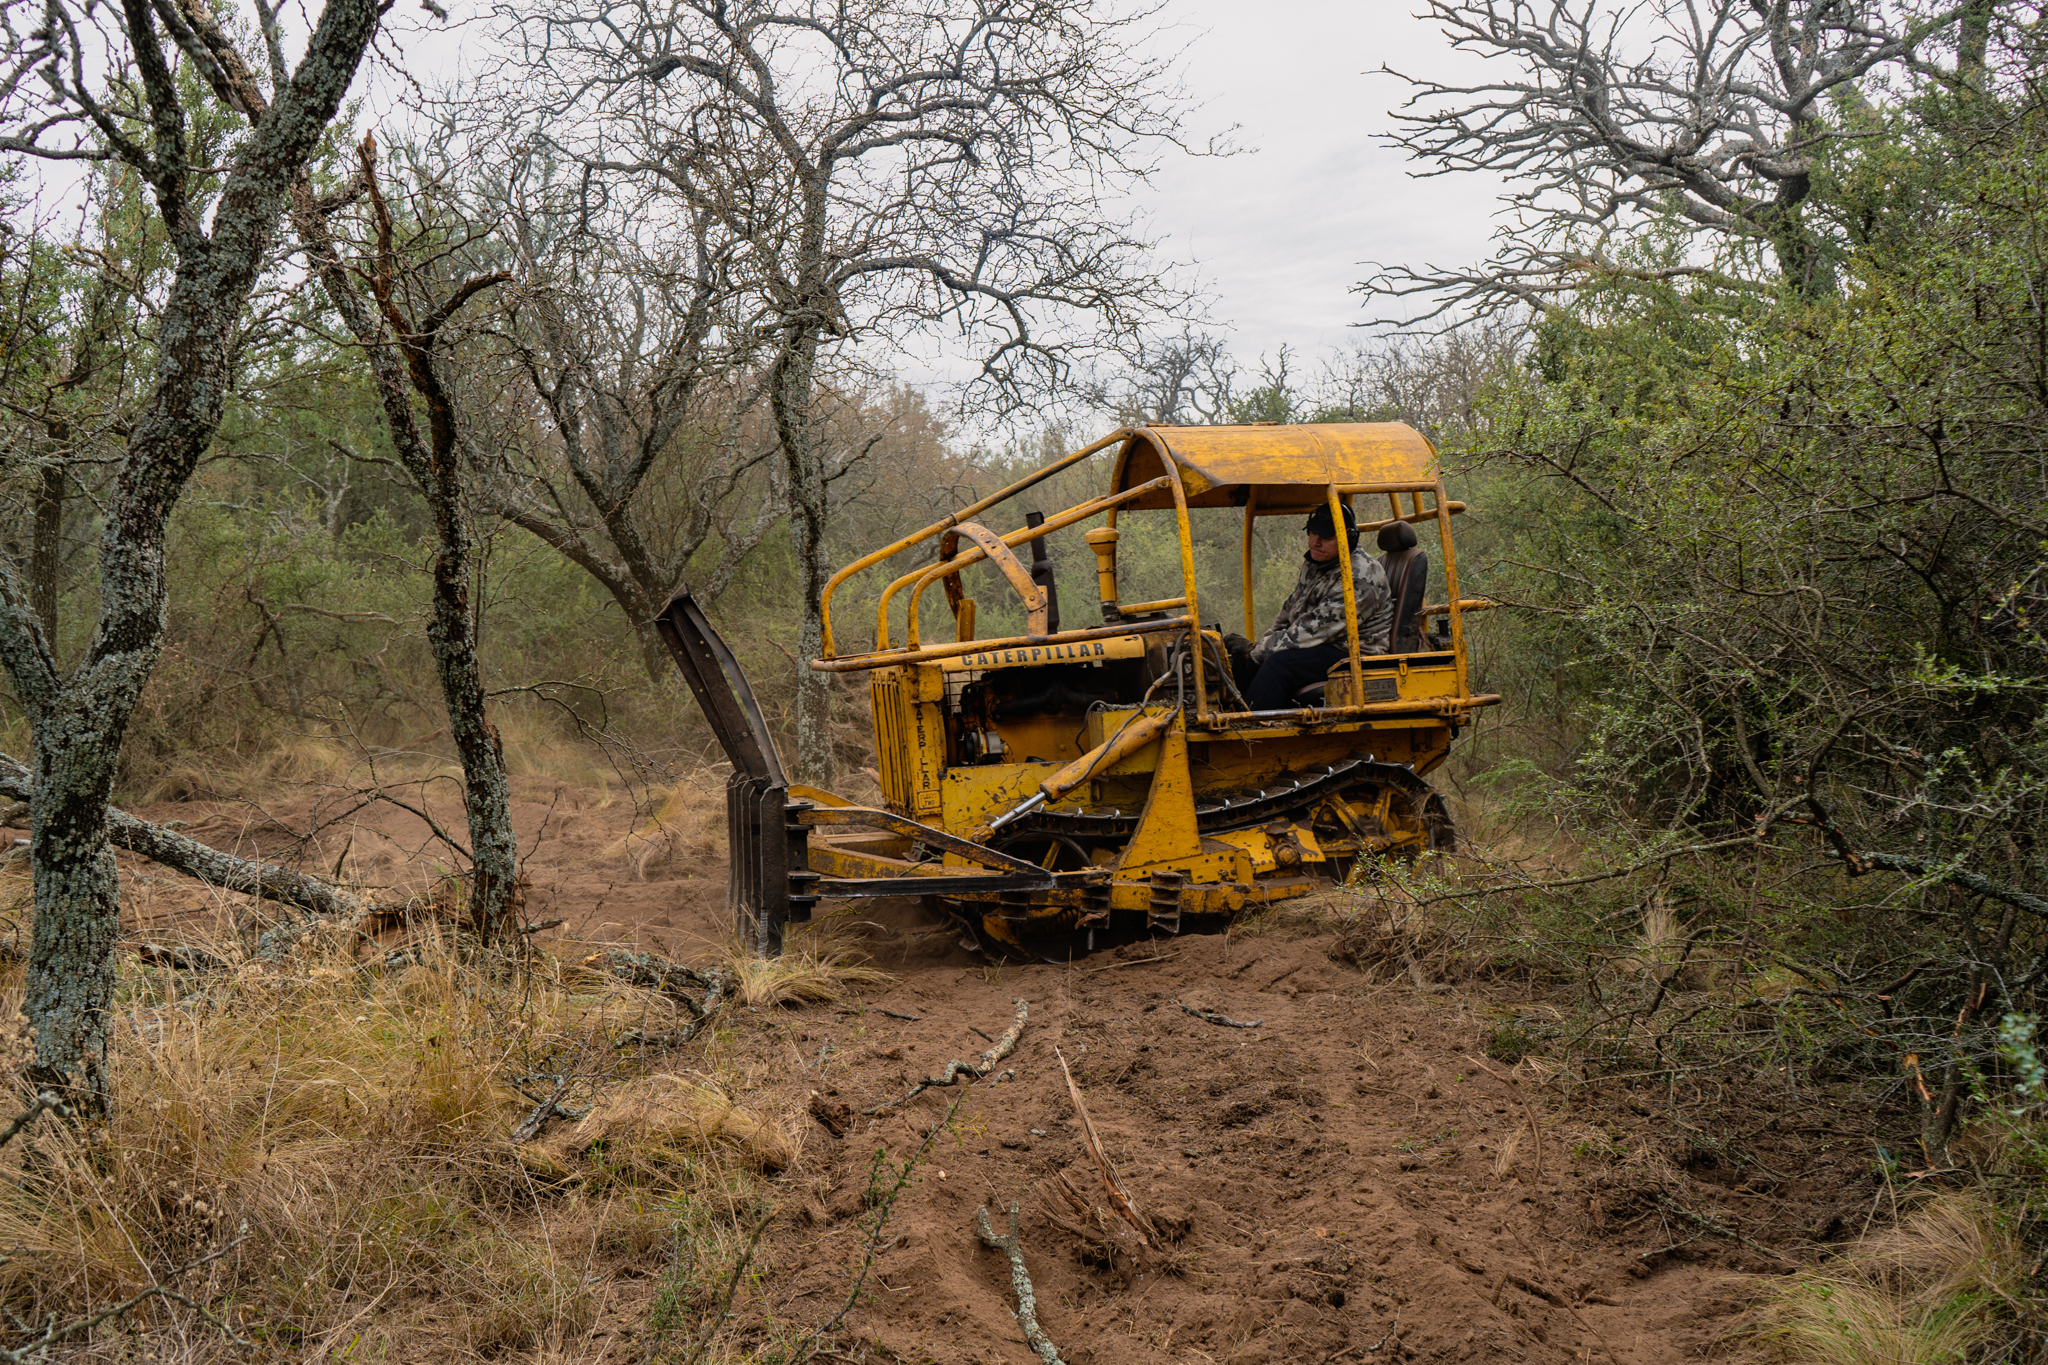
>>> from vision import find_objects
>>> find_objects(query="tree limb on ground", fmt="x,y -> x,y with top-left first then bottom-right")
1181,1004 -> 1261,1029
1,753 -> 365,920
976,1203 -> 1066,1365
868,999 -> 1026,1114
509,1075 -> 581,1144
585,949 -> 730,1016
581,951 -> 737,1054
0,1092 -> 69,1149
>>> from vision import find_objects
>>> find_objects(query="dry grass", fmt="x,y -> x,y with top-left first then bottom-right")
496,704 -> 623,790
542,1073 -> 804,1179
721,915 -> 894,1009
1613,888 -> 1692,989
602,773 -> 727,881
1754,1192 -> 2032,1365
0,915 -> 850,1361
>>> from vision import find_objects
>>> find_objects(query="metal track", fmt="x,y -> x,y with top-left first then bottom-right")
1017,756 -> 1435,841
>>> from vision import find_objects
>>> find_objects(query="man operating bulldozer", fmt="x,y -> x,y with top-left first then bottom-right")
1226,503 -> 1392,709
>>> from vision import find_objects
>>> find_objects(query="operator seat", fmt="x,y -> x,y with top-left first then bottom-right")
1377,520 -> 1429,654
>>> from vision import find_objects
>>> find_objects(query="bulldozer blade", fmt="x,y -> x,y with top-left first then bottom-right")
655,589 -> 815,955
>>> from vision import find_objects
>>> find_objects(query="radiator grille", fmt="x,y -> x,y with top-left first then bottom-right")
870,676 -> 913,811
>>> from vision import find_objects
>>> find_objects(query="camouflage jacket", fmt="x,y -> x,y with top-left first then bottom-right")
1252,550 -> 1392,661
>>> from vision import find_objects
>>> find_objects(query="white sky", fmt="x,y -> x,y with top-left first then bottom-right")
353,1 -> 1515,380
1126,0 -> 1506,365
12,0 -> 1510,399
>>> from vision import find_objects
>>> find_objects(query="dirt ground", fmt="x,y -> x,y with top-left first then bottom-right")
27,774 -> 1894,1363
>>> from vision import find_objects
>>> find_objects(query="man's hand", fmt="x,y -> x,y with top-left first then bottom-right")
1223,632 -> 1255,658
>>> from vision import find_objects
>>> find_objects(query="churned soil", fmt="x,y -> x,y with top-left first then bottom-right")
41,775 -> 1892,1364
703,901 -> 1805,1365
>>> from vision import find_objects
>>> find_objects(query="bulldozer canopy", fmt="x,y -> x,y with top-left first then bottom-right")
1110,422 -> 1439,511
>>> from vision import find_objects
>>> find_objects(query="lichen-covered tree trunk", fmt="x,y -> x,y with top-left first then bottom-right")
770,167 -> 835,788
0,0 -> 383,1117
772,323 -> 833,787
22,706 -> 123,1110
417,409 -> 521,939
30,462 -> 62,640
290,156 -> 520,941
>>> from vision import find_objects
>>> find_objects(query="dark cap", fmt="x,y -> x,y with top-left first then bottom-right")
1304,503 -> 1359,544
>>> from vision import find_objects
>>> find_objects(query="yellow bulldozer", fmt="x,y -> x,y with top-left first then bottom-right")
658,422 -> 1497,956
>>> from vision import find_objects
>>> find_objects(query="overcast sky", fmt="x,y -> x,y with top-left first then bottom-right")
359,1 -> 1511,375
1127,0 -> 1507,365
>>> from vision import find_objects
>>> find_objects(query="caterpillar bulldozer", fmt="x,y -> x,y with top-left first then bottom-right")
657,422 -> 1498,957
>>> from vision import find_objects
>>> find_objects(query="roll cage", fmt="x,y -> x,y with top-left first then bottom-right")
812,422 -> 1496,728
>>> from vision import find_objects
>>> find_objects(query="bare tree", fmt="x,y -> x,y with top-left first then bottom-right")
486,0 -> 1199,782
1368,0 -> 1969,318
462,143 -> 781,678
1309,324 -> 1525,441
0,0 -> 381,1115
1087,325 -> 1238,426
281,132 -> 522,942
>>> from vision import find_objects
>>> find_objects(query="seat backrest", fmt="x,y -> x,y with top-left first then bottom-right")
1376,522 -> 1431,653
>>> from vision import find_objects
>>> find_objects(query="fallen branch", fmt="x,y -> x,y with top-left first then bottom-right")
510,1075 -> 580,1143
0,753 -> 365,920
586,949 -> 727,1013
0,1092 -> 69,1149
1648,1195 -> 1795,1265
867,998 -> 1026,1114
587,952 -> 735,1051
1363,1315 -> 1399,1353
133,943 -> 229,974
0,1228 -> 253,1363
1055,1045 -> 1156,1245
976,1203 -> 1066,1365
1181,1004 -> 1261,1029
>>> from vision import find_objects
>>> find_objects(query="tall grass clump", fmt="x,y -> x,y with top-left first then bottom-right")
1755,1192 -> 2041,1365
0,918 -> 798,1359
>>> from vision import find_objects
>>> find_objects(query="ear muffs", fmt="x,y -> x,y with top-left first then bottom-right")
1303,503 -> 1360,548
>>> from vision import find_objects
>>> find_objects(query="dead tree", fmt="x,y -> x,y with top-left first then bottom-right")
1368,0 -> 1970,316
487,0 -> 1199,783
0,0 -> 382,1116
1087,326 -> 1239,427
460,141 -> 780,679
282,136 -> 521,943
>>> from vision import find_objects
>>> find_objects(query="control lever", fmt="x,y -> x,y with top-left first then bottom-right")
1024,509 -> 1060,634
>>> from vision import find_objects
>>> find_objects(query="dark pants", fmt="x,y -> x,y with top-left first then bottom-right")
1242,641 -> 1348,710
